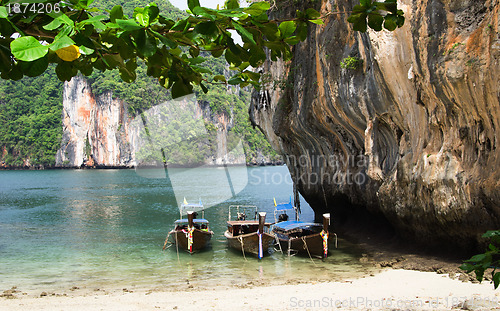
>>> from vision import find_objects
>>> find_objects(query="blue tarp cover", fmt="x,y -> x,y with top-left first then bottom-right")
275,203 -> 294,211
174,219 -> 209,224
272,220 -> 321,231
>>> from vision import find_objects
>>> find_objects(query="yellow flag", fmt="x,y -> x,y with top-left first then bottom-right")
273,198 -> 277,207
183,197 -> 188,205
55,45 -> 81,62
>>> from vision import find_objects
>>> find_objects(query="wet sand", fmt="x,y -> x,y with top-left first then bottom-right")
1,269 -> 499,310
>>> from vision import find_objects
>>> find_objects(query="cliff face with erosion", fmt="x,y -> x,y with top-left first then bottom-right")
250,0 -> 500,250
56,76 -> 136,167
56,76 -> 242,167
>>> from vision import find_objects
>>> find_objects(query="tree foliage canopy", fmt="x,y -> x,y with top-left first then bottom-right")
0,0 -> 404,97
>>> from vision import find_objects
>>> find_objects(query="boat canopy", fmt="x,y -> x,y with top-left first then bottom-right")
174,219 -> 209,224
272,220 -> 321,231
179,197 -> 206,217
275,202 -> 294,211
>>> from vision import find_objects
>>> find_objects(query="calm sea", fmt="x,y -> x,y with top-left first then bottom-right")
0,166 -> 371,293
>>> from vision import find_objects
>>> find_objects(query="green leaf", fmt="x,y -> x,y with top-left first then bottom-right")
110,5 -> 124,23
347,13 -> 368,32
79,45 -> 94,55
459,263 -> 474,272
259,23 -> 279,41
468,254 -> 487,263
192,6 -> 218,20
0,6 -> 9,19
493,272 -> 500,289
296,21 -> 308,41
10,36 -> 49,62
284,36 -> 300,45
172,19 -> 189,31
225,0 -> 239,10
147,4 -> 159,24
151,31 -> 177,49
20,55 -> 48,77
194,21 -> 218,36
305,8 -> 321,19
213,75 -> 226,82
188,56 -> 205,64
483,231 -> 500,238
243,70 -> 260,82
49,35 -> 75,51
133,29 -> 156,57
43,14 -> 74,31
383,14 -> 397,31
228,76 -> 243,85
217,9 -> 246,18
360,0 -> 372,7
188,0 -> 200,11
244,2 -> 270,16
200,82 -> 208,93
233,22 -> 256,45
308,19 -> 324,25
279,21 -> 296,38
225,49 -> 241,66
368,13 -> 383,31
171,80 -> 192,98
55,61 -> 77,81
116,19 -> 143,31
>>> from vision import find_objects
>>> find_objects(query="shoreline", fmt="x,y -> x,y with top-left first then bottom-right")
0,162 -> 285,170
2,269 -> 499,310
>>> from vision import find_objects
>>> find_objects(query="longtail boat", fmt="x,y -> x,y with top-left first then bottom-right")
163,198 -> 213,253
271,198 -> 336,258
224,205 -> 275,259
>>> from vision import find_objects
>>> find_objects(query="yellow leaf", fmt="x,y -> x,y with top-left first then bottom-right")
55,45 -> 81,62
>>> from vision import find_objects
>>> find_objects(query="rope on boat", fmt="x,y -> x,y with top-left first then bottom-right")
175,231 -> 180,263
162,232 -> 171,250
274,235 -> 283,254
301,236 -> 317,266
287,238 -> 291,257
238,236 -> 247,261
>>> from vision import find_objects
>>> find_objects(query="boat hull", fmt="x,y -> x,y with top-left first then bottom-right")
275,233 -> 328,258
169,229 -> 213,253
224,231 -> 275,256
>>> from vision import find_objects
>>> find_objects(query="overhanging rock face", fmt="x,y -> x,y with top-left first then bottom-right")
250,0 -> 500,250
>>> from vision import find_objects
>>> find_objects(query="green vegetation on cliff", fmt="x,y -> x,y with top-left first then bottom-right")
0,67 -> 63,167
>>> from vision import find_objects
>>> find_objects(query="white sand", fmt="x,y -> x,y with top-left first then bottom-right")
2,269 -> 499,310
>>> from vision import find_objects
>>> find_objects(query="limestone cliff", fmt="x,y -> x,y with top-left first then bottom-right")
250,0 -> 500,250
56,76 -> 244,168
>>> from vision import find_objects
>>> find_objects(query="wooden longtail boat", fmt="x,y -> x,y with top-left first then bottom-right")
271,198 -> 336,258
163,199 -> 213,253
224,205 -> 275,259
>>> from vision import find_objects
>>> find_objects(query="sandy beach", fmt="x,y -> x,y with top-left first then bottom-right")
2,269 -> 499,311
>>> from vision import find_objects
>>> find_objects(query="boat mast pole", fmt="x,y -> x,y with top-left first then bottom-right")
293,166 -> 301,220
323,213 -> 330,233
188,211 -> 194,228
322,213 -> 331,259
258,212 -> 266,259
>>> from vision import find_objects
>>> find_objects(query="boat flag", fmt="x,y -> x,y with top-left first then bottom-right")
273,198 -> 277,207
183,197 -> 188,205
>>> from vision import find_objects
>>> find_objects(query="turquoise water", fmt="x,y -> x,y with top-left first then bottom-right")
0,166 -> 371,293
